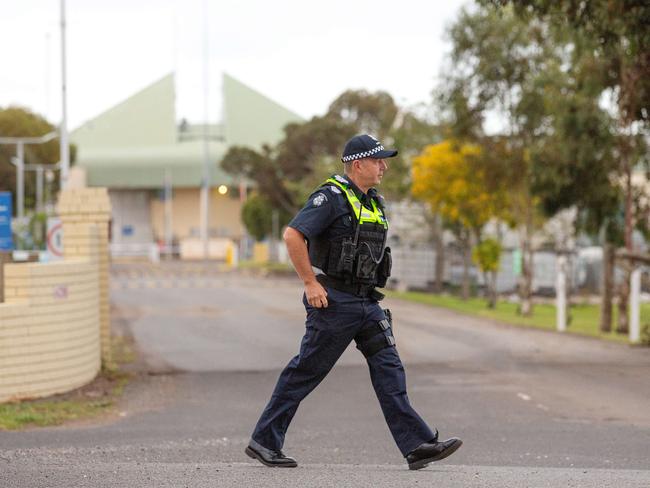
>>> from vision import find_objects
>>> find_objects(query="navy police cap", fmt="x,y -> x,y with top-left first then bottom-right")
341,134 -> 398,163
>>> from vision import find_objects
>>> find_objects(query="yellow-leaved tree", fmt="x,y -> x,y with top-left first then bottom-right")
412,139 -> 509,304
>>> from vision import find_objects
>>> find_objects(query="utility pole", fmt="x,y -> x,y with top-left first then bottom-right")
59,0 -> 70,189
36,166 -> 44,213
164,168 -> 173,259
16,142 -> 24,219
199,0 -> 211,260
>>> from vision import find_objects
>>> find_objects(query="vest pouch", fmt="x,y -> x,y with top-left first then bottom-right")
376,246 -> 392,288
355,249 -> 378,282
335,237 -> 356,275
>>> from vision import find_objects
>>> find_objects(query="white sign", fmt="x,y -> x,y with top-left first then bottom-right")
46,217 -> 63,260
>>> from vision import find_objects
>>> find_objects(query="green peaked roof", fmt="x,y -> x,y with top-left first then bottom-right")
71,73 -> 176,148
70,73 -> 303,189
223,73 -> 303,148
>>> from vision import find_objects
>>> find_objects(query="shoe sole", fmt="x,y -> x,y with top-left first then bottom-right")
408,439 -> 463,471
245,446 -> 298,468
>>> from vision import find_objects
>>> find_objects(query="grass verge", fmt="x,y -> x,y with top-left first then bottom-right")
0,335 -> 134,431
236,260 -> 293,274
386,290 -> 648,344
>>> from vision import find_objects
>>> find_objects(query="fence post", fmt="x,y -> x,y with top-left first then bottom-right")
556,254 -> 567,332
629,267 -> 641,343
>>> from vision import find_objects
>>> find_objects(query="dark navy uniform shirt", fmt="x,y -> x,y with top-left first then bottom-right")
288,174 -> 383,246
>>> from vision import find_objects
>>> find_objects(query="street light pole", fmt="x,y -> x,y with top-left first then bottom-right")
59,0 -> 70,189
199,0 -> 211,260
164,168 -> 173,258
16,142 -> 24,219
36,165 -> 44,213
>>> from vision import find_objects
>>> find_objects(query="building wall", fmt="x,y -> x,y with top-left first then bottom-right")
109,190 -> 153,245
150,187 -> 244,242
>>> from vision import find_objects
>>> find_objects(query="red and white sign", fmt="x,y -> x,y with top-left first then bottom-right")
46,217 -> 63,260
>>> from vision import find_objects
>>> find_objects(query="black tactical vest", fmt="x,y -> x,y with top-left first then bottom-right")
309,176 -> 391,286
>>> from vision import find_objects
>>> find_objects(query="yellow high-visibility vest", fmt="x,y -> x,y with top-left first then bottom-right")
325,177 -> 388,229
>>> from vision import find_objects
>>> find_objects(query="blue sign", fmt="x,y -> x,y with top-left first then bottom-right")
0,192 -> 13,251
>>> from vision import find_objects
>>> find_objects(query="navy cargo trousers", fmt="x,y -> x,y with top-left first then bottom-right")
250,287 -> 436,457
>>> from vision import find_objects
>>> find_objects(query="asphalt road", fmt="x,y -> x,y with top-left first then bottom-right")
1,265 -> 649,487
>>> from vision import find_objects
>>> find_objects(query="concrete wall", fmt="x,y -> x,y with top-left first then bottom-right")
0,188 -> 111,403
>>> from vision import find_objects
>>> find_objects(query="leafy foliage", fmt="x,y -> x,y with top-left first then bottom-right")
472,238 -> 502,273
240,192 -> 291,242
0,106 -> 67,209
412,139 -> 509,234
221,89 -> 440,222
482,0 -> 650,327
485,0 -> 650,125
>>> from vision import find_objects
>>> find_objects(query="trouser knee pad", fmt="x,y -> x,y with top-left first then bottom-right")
355,313 -> 396,358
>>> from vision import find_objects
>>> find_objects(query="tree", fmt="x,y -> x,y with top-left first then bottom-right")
241,193 -> 291,242
222,89 -> 438,230
472,237 -> 503,308
412,139 -> 509,300
487,0 -> 650,332
525,35 -> 622,332
486,0 -> 650,331
0,106 -> 64,211
442,5 -> 568,314
327,90 -> 398,139
221,145 -> 297,215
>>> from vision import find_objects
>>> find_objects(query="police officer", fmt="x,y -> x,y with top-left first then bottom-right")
245,134 -> 462,470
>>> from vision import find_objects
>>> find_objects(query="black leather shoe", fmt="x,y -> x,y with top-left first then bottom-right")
245,443 -> 298,468
406,436 -> 463,470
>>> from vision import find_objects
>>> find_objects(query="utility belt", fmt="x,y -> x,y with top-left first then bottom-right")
317,274 -> 385,301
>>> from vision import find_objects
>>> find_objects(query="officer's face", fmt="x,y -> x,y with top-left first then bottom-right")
357,157 -> 388,186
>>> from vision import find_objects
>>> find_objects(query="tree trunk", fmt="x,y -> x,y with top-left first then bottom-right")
519,252 -> 533,315
600,242 -> 614,333
482,270 -> 490,305
433,213 -> 445,293
488,270 -> 497,309
617,55 -> 637,332
617,141 -> 633,334
461,235 -> 471,300
518,217 -> 534,316
617,262 -> 630,334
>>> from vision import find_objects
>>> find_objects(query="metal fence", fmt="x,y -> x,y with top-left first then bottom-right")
389,245 -> 595,295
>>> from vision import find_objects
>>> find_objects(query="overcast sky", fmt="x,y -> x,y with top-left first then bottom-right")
1,0 -> 469,130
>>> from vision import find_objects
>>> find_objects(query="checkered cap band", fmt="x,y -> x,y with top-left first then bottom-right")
341,145 -> 385,162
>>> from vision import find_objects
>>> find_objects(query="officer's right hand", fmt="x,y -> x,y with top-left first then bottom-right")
305,281 -> 328,308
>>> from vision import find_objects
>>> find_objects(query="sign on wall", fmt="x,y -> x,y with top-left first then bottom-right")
0,192 -> 14,251
46,217 -> 64,260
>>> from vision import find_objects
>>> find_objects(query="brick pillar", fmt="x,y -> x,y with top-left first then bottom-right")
57,188 -> 112,367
